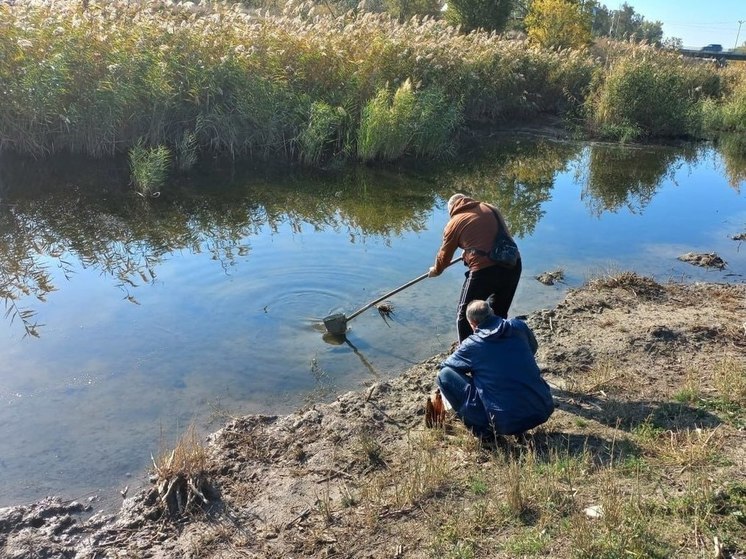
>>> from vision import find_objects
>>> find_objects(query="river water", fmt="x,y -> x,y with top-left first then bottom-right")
0,135 -> 744,509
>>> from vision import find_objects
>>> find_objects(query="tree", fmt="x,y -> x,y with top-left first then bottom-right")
662,36 -> 684,51
631,20 -> 663,45
605,2 -> 662,44
588,2 -> 613,37
525,0 -> 592,49
445,0 -> 514,33
608,3 -> 640,38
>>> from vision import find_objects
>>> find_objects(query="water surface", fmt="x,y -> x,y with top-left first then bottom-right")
0,136 -> 744,508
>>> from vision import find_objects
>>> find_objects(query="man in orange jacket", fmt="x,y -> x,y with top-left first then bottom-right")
428,193 -> 522,343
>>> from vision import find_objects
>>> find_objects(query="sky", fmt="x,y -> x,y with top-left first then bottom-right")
623,0 -> 746,49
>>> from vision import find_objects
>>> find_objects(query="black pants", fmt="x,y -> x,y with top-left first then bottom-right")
456,259 -> 522,342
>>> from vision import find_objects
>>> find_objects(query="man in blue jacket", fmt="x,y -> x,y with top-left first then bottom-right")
437,299 -> 554,438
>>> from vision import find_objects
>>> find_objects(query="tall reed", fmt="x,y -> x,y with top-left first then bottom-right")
1,1 -> 736,165
0,0 -> 595,165
587,44 -> 721,141
129,142 -> 171,197
357,79 -> 462,161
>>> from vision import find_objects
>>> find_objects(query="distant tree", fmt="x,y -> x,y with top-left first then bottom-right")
445,0 -> 514,33
588,1 -> 613,37
525,0 -> 592,49
662,36 -> 684,51
603,2 -> 660,44
608,2 -> 640,39
631,20 -> 663,45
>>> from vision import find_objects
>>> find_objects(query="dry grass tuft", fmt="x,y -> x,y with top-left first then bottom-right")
640,426 -> 724,471
713,358 -> 746,406
152,424 -> 211,518
587,271 -> 665,299
566,358 -> 629,396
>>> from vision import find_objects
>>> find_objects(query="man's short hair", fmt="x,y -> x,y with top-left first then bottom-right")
466,300 -> 493,326
447,193 -> 466,214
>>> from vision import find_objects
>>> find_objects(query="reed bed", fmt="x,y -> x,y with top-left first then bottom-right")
0,0 -> 741,172
0,0 -> 595,165
586,42 -> 723,141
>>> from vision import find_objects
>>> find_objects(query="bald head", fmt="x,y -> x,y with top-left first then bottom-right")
447,193 -> 466,215
466,299 -> 494,328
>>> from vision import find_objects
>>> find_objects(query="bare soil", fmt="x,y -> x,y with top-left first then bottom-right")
1,275 -> 745,559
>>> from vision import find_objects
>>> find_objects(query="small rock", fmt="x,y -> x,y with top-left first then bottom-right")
583,504 -> 603,518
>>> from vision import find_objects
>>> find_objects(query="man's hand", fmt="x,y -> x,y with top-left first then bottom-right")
428,266 -> 440,278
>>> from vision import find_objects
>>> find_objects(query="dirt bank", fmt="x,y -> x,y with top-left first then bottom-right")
2,274 -> 745,558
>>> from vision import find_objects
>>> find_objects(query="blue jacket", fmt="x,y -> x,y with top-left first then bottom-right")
441,315 -> 554,435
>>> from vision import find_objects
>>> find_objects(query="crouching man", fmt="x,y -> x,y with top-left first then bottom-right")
437,299 -> 554,438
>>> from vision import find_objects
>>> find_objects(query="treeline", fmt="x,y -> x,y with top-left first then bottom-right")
245,0 -> 665,45
0,0 -> 743,192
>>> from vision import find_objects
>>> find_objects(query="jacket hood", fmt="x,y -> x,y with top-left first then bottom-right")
449,196 -> 481,216
473,315 -> 511,340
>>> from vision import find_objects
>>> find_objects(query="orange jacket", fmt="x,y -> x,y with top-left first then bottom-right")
434,197 -> 515,274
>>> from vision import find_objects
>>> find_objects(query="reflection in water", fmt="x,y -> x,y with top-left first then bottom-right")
0,137 -> 584,337
578,143 -> 700,216
322,332 -> 379,377
438,139 -> 582,237
1,136 -> 741,337
718,134 -> 746,192
0,159 -> 443,337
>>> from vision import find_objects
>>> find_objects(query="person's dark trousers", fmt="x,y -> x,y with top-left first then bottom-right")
437,366 -> 491,436
456,259 -> 522,342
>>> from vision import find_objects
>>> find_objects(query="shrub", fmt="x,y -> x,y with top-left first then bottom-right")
445,0 -> 513,33
588,51 -> 705,140
525,0 -> 593,50
357,79 -> 462,161
713,79 -> 746,133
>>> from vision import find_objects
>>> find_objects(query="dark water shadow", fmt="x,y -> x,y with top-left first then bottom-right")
321,332 -> 380,377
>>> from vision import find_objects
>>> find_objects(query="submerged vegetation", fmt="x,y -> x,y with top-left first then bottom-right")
2,0 -> 743,190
